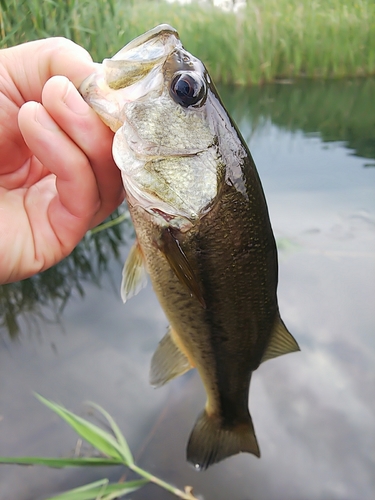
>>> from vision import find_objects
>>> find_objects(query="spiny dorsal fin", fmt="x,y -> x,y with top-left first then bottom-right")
150,327 -> 193,388
121,241 -> 148,303
187,410 -> 260,471
261,315 -> 300,364
158,227 -> 206,308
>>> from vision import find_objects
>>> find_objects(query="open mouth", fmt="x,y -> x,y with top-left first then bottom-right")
79,24 -> 182,131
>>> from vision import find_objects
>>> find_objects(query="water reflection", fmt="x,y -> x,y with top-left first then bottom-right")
218,77 -> 375,163
0,210 -> 131,339
0,79 -> 374,500
1,78 -> 374,341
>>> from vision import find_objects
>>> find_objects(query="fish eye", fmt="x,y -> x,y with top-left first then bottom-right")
170,72 -> 206,108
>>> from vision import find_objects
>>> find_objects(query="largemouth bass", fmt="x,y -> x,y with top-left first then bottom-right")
80,24 -> 300,470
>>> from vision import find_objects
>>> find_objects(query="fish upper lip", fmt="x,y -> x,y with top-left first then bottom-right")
122,24 -> 178,50
111,24 -> 180,62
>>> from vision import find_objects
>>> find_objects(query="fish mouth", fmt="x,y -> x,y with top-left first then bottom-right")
79,25 -> 182,130
103,24 -> 181,89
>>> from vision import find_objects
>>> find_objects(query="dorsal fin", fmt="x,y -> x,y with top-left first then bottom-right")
150,326 -> 193,388
121,241 -> 148,303
261,315 -> 300,363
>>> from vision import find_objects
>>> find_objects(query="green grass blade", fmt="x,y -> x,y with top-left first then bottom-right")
47,479 -> 109,500
0,457 -> 123,467
101,480 -> 148,500
90,212 -> 129,235
86,402 -> 133,465
47,479 -> 147,500
35,394 -> 126,461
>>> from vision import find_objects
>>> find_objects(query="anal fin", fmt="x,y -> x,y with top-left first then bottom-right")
121,241 -> 148,303
261,315 -> 300,363
150,326 -> 193,388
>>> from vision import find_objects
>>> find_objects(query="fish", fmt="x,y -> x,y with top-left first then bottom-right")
79,24 -> 300,470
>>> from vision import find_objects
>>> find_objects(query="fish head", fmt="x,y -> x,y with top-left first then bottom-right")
80,24 -> 227,230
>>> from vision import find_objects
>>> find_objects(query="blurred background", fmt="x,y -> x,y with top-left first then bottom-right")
0,1 -> 374,499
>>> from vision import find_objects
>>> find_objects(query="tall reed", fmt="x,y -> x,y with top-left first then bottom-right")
1,0 -> 374,84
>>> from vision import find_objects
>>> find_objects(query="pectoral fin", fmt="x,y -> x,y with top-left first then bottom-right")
121,241 -> 148,303
150,327 -> 193,388
158,227 -> 206,308
261,315 -> 300,363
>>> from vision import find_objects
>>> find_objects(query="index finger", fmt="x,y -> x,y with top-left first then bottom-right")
3,37 -> 95,105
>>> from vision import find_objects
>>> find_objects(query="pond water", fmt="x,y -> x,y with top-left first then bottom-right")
0,78 -> 374,500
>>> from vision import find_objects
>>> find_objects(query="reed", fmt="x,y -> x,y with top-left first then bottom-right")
1,0 -> 374,85
0,395 -> 200,500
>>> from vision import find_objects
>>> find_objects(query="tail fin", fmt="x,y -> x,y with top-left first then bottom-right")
186,410 -> 260,470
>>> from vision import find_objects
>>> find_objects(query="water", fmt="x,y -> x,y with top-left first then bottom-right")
0,79 -> 374,500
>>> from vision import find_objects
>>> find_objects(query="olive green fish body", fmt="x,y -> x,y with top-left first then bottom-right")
127,145 -> 281,468
79,24 -> 300,470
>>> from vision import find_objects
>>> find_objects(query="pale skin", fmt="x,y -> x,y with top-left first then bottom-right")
0,38 -> 125,284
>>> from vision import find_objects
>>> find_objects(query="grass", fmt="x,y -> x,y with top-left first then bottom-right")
0,0 -> 374,85
0,395 -> 200,500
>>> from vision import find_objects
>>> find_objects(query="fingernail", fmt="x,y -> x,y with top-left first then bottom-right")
35,103 -> 59,131
63,81 -> 89,115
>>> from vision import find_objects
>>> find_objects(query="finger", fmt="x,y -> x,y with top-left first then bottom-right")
0,70 -> 29,172
18,100 -> 100,252
4,37 -> 95,106
42,75 -> 124,226
1,38 -> 96,174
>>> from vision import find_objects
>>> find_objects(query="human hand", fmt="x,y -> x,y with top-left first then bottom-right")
0,38 -> 124,284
